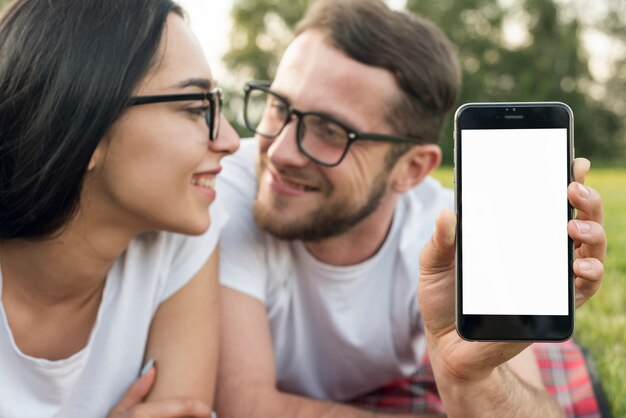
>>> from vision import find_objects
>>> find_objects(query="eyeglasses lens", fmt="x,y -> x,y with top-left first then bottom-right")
245,88 -> 350,166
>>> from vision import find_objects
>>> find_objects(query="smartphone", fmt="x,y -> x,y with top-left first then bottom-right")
454,102 -> 574,341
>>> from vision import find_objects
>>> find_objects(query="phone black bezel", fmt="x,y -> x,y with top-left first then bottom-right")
454,102 -> 575,342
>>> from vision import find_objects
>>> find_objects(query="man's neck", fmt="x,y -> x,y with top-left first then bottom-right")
303,195 -> 398,266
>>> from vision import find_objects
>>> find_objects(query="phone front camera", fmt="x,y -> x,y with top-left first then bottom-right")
512,107 -> 516,111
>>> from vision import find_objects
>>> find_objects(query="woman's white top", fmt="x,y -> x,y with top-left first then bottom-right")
0,204 -> 224,418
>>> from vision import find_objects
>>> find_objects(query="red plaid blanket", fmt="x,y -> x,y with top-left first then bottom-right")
350,340 -> 605,417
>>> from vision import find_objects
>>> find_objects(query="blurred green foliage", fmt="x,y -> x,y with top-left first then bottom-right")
224,0 -> 626,165
224,0 -> 308,81
407,0 -> 626,164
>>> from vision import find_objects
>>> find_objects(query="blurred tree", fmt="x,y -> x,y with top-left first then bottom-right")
222,0 -> 307,133
224,0 -> 307,81
597,0 -> 626,158
407,0 -> 625,162
225,0 -> 625,163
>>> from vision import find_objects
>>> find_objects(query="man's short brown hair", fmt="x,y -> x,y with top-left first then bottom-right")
296,0 -> 461,161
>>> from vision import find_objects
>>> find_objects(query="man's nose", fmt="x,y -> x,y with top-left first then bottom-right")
264,117 -> 310,168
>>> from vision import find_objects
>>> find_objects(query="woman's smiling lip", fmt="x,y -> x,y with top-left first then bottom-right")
191,167 -> 221,200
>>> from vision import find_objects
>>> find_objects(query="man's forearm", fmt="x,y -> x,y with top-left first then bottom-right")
281,392 -> 439,418
435,363 -> 564,418
217,385 -> 442,418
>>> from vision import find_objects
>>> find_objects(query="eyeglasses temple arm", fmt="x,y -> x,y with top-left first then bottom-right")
354,133 -> 424,144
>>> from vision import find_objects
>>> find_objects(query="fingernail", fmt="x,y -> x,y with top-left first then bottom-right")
437,210 -> 456,247
578,259 -> 592,271
577,183 -> 590,199
443,224 -> 456,247
575,220 -> 591,234
140,359 -> 155,377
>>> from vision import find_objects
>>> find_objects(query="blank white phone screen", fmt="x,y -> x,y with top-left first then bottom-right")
461,128 -> 569,315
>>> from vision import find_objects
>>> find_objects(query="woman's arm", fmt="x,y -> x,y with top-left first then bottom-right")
143,247 -> 220,406
108,248 -> 219,417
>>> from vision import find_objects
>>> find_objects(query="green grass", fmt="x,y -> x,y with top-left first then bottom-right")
430,167 -> 626,417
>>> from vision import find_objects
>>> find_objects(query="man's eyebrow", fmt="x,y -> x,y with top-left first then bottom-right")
173,78 -> 214,90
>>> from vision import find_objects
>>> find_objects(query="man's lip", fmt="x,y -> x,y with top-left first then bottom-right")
266,168 -> 319,195
268,169 -> 318,191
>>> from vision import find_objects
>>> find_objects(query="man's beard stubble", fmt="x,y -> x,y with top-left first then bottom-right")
252,156 -> 389,241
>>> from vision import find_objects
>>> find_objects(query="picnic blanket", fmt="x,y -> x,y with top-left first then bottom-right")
351,339 -> 610,417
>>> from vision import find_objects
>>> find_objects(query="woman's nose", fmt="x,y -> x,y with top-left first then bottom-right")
210,116 -> 240,155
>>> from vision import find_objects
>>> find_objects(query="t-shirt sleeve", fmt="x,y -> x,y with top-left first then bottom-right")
216,140 -> 268,303
159,200 -> 227,302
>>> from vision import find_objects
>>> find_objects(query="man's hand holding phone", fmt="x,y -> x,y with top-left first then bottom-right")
417,158 -> 606,417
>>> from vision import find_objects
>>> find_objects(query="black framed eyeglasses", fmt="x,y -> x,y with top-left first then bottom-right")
243,81 -> 424,167
129,87 -> 222,141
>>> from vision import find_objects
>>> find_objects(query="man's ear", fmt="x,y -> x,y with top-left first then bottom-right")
389,144 -> 442,193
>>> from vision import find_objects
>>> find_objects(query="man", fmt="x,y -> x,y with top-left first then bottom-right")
215,0 -> 607,416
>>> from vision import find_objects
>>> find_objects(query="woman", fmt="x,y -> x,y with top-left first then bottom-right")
0,0 -> 239,416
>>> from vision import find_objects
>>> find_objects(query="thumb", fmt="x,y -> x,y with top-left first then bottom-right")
420,209 -> 456,275
109,362 -> 157,415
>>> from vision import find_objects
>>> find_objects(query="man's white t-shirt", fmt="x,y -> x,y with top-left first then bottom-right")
218,139 -> 453,401
0,204 -> 225,418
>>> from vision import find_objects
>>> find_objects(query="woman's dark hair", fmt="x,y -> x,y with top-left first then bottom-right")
0,0 -> 183,239
296,0 -> 461,164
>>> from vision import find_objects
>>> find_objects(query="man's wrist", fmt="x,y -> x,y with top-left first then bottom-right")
425,334 -> 515,418
435,364 -> 512,418
433,360 -> 564,418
